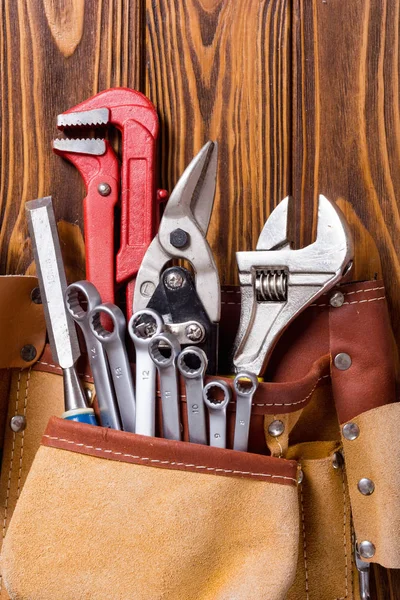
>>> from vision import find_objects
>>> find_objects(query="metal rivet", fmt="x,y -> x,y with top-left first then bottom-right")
334,352 -> 352,371
10,415 -> 27,432
185,323 -> 204,342
330,291 -> 344,307
20,344 -> 37,362
358,478 -> 375,496
268,419 -> 285,437
358,540 -> 375,559
297,469 -> 304,484
164,270 -> 184,290
30,287 -> 42,304
84,388 -> 93,404
342,422 -> 360,441
332,451 -> 344,469
170,228 -> 190,249
98,182 -> 111,196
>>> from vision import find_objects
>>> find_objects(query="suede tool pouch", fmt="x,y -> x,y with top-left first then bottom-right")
1,417 -> 300,600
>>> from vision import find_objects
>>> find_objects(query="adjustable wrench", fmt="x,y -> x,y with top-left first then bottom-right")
128,309 -> 164,436
232,372 -> 258,452
203,381 -> 231,449
65,280 -> 122,430
148,332 -> 181,441
233,195 -> 354,376
89,303 -> 136,432
177,347 -> 208,445
53,88 -> 167,311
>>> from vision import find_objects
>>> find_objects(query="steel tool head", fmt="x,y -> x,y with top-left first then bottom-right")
89,303 -> 127,345
25,196 -> 81,369
148,332 -> 181,369
233,194 -> 354,376
134,141 -> 220,324
203,380 -> 231,411
233,371 -> 259,397
128,309 -> 164,347
177,347 -> 208,379
65,280 -> 102,323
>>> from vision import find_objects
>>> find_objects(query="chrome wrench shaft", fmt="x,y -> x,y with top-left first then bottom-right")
232,371 -> 258,452
177,347 -> 208,444
203,381 -> 231,448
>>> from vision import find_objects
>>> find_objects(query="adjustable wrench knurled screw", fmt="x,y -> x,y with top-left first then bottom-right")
203,381 -> 231,449
89,303 -> 136,433
232,371 -> 259,452
148,332 -> 182,441
177,347 -> 208,445
65,281 -> 122,430
128,309 -> 164,437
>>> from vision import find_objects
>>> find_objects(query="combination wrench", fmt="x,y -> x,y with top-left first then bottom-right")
203,381 -> 231,449
89,303 -> 136,432
232,371 -> 259,451
128,309 -> 164,436
65,280 -> 122,430
177,347 -> 208,445
148,332 -> 181,441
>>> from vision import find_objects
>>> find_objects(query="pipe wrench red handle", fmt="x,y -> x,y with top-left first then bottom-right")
53,141 -> 119,305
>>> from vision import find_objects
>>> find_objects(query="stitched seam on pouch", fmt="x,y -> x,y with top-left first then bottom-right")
341,466 -> 349,599
1,370 -> 22,591
300,479 -> 309,599
36,361 -> 91,380
17,369 -> 31,499
42,435 -> 297,483
222,288 -> 385,306
253,373 -> 330,407
310,295 -> 385,307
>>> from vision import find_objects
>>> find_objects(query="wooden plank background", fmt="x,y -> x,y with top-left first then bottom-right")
0,0 -> 399,597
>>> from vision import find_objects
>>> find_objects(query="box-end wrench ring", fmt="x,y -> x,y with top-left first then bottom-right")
177,347 -> 208,445
128,309 -> 164,436
89,303 -> 136,432
203,381 -> 231,448
232,371 -> 258,452
65,281 -> 122,430
148,332 -> 181,441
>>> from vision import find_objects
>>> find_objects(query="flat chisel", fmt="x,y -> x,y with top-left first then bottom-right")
26,196 -> 97,425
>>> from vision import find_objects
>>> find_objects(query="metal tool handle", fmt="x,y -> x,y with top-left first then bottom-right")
149,333 -> 181,441
177,347 -> 208,444
90,303 -> 136,433
65,281 -> 122,430
129,309 -> 164,436
203,381 -> 231,448
233,371 -> 259,452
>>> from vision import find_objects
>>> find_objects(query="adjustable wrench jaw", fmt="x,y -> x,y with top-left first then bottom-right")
233,195 -> 354,376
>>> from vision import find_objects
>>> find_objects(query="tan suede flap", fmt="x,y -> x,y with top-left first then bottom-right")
341,402 -> 400,569
0,276 -> 46,368
1,439 -> 299,600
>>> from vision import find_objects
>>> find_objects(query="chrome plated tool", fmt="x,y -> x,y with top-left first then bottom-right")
25,197 -> 96,425
355,541 -> 371,600
65,280 -> 122,430
177,347 -> 208,445
128,309 -> 164,436
89,303 -> 136,432
232,371 -> 258,452
203,380 -> 231,448
134,141 -> 220,373
233,195 -> 354,376
148,332 -> 181,441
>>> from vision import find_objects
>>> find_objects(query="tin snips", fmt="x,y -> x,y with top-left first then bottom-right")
133,141 -> 220,374
53,88 -> 168,314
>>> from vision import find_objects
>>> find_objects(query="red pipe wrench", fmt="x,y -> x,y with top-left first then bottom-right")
53,88 -> 166,315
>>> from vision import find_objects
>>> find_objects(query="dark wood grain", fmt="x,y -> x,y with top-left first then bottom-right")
145,0 -> 291,285
0,0 -> 143,281
293,1 -> 400,597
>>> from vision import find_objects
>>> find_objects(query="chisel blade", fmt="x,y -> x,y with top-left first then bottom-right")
25,196 -> 80,368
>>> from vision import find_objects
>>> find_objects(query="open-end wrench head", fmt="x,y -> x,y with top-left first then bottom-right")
177,347 -> 208,379
89,303 -> 126,344
234,195 -> 354,375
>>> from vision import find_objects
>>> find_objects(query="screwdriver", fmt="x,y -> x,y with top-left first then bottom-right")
26,196 -> 97,425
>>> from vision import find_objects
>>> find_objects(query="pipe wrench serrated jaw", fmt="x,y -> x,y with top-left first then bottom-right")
233,194 -> 354,377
